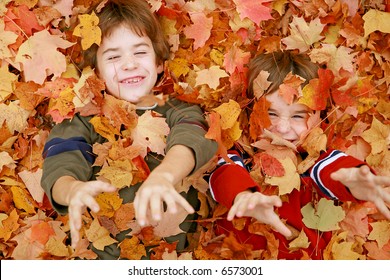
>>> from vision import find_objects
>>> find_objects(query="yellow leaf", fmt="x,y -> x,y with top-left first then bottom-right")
0,21 -> 18,59
361,117 -> 389,155
0,101 -> 31,134
45,236 -> 70,257
301,198 -> 345,231
212,99 -> 241,130
10,186 -> 36,214
85,219 -> 117,251
221,120 -> 242,148
195,66 -> 229,90
168,58 -> 190,78
281,17 -> 325,52
326,232 -> 366,260
95,191 -> 123,218
363,9 -> 390,37
97,159 -> 133,189
90,116 -> 120,142
210,48 -> 224,66
368,221 -> 390,249
265,157 -> 300,195
0,209 -> 20,241
73,12 -> 101,50
119,236 -> 146,260
288,230 -> 310,250
0,65 -> 17,102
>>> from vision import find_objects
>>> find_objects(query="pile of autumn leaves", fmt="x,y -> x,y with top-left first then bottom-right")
0,0 -> 390,260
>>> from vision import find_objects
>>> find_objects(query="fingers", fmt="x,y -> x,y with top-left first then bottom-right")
135,188 -> 195,227
270,219 -> 292,238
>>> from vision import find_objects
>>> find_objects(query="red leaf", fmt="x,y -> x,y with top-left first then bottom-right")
258,153 -> 285,177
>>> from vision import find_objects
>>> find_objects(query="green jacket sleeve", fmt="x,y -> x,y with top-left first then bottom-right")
160,99 -> 218,173
40,114 -> 105,214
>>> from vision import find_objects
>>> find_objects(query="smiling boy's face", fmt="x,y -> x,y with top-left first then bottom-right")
265,90 -> 311,145
96,24 -> 163,105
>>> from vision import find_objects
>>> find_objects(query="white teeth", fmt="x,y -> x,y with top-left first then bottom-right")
122,77 -> 142,83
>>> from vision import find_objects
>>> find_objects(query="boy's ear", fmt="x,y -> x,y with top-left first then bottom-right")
157,63 -> 164,74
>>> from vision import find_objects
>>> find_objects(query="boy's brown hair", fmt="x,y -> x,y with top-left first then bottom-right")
247,51 -> 319,99
82,0 -> 170,69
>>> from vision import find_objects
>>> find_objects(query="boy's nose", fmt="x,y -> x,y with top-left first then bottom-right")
122,56 -> 138,70
275,118 -> 291,134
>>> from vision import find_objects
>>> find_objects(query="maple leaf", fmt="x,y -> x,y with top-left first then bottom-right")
0,65 -> 18,102
95,191 -> 123,218
168,57 -> 190,78
288,230 -> 310,250
223,45 -> 251,75
47,86 -> 75,122
362,9 -> 390,37
361,117 -> 389,155
18,169 -> 44,204
252,70 -> 271,99
119,236 -> 146,260
301,198 -> 345,231
130,110 -> 170,157
0,100 -> 31,135
212,99 -> 241,130
0,151 -> 16,172
233,0 -> 273,25
85,218 -> 117,251
205,111 -> 231,163
309,44 -> 355,75
45,236 -> 70,257
0,20 -> 17,59
368,221 -> 390,249
152,206 -> 188,238
325,231 -> 366,260
340,203 -> 369,239
11,227 -> 45,259
10,185 -> 36,214
0,209 -> 20,242
73,12 -> 101,50
90,116 -> 120,142
70,238 -> 98,259
101,94 -> 138,130
30,220 -> 55,245
195,66 -> 229,90
113,203 -> 135,232
282,17 -> 325,52
14,29 -> 75,84
97,159 -> 133,189
258,153 -> 285,177
264,157 -> 300,195
13,81 -> 44,111
183,12 -> 213,50
248,97 -> 271,140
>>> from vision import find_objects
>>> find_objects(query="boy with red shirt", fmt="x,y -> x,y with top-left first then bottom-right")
209,51 -> 390,259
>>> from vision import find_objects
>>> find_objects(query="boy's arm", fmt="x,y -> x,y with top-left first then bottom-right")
309,149 -> 372,201
134,144 -> 196,225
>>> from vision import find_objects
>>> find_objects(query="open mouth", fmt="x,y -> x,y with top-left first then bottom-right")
120,76 -> 144,84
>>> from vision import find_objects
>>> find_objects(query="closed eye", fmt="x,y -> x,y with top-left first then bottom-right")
107,55 -> 120,61
268,111 -> 278,117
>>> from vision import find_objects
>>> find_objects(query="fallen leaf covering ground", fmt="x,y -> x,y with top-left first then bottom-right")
0,0 -> 389,260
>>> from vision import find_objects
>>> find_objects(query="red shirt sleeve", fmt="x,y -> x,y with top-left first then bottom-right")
309,149 -> 370,201
209,164 -> 260,208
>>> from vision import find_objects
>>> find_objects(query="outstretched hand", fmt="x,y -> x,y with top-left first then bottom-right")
134,174 -> 195,227
228,190 -> 292,238
331,165 -> 390,219
65,180 -> 116,249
